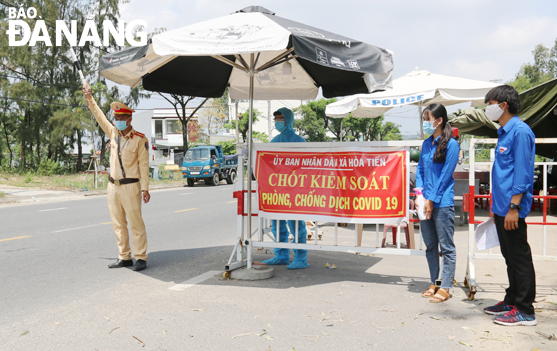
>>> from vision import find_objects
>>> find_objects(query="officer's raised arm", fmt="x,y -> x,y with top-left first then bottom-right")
82,81 -> 114,136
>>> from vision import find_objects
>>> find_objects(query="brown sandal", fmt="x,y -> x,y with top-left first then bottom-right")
429,288 -> 450,303
422,284 -> 437,298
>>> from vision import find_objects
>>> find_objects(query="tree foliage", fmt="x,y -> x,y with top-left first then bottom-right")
293,98 -> 402,142
508,39 -> 557,92
0,0 -> 149,172
158,93 -> 209,153
199,97 -> 227,135
224,109 -> 263,142
216,140 -> 236,155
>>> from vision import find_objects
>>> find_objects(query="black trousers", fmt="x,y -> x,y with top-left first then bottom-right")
493,214 -> 536,315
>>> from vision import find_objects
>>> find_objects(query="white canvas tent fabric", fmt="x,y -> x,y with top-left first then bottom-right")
152,12 -> 290,56
325,70 -> 501,118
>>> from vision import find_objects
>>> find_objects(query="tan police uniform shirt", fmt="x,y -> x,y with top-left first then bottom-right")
87,99 -> 150,191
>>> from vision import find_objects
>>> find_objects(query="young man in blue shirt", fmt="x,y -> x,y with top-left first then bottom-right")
482,85 -> 537,326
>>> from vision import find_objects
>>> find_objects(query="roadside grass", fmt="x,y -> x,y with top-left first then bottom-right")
0,171 -> 186,191
0,191 -> 5,197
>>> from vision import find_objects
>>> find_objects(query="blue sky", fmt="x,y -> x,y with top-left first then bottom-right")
116,0 -> 557,133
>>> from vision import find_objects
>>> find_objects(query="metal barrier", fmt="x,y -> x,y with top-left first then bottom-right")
226,141 -> 426,272
463,137 -> 557,300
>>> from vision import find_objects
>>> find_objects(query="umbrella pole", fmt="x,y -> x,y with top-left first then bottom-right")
246,53 -> 255,269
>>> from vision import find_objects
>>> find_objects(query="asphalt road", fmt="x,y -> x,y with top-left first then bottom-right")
1,183 -> 556,350
0,184 -> 238,331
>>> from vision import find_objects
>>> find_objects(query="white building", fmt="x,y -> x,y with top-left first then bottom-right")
133,108 -> 200,165
131,100 -> 306,165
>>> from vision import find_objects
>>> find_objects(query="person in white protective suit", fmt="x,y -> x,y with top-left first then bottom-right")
262,107 -> 309,269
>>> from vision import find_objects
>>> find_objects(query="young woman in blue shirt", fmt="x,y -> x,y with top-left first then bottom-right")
415,103 -> 460,303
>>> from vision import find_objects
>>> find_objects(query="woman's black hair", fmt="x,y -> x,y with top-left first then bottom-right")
484,85 -> 521,114
422,103 -> 452,163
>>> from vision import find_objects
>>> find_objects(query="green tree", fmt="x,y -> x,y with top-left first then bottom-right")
253,131 -> 269,143
216,140 -> 236,155
158,94 -> 209,152
0,1 -> 152,172
50,90 -> 93,172
224,109 -> 262,142
293,103 -> 329,141
508,39 -> 557,92
293,99 -> 402,142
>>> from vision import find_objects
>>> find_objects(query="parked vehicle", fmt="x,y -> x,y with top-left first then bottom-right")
182,145 -> 238,187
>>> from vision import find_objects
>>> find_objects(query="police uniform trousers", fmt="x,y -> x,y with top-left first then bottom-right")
107,182 -> 148,260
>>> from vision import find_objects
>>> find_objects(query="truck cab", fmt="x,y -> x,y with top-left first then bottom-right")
182,145 -> 237,187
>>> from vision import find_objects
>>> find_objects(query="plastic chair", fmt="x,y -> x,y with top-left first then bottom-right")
382,200 -> 414,249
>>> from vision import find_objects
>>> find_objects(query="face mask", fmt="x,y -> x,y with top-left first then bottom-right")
115,120 -> 128,131
275,121 -> 286,132
422,120 -> 437,135
486,103 -> 504,121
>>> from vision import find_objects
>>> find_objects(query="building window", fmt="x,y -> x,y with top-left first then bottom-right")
155,120 -> 163,139
167,119 -> 182,134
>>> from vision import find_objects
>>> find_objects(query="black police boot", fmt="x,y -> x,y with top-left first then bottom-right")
133,259 -> 147,271
108,259 -> 134,268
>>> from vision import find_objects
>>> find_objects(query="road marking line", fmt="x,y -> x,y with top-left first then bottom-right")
52,224 -> 100,233
101,222 -> 112,225
226,200 -> 237,203
39,207 -> 67,212
175,208 -> 197,213
168,271 -> 223,291
0,236 -> 31,242
179,193 -> 192,195
219,188 -> 230,191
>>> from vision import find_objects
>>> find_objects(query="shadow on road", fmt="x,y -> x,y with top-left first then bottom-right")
130,245 -> 448,294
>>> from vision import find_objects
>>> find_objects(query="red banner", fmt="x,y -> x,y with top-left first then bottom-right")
256,150 -> 407,222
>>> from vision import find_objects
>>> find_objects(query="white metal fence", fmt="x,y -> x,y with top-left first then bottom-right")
226,141 -> 426,271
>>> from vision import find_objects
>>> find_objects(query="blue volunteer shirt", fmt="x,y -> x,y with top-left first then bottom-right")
416,136 -> 460,208
492,116 -> 535,218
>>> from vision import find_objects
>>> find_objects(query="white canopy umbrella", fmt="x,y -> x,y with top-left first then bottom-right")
325,70 -> 501,138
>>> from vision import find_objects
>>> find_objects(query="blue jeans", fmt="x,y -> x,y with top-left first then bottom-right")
419,207 -> 456,289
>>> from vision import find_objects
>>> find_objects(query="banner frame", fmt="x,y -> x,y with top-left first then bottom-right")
254,142 -> 410,224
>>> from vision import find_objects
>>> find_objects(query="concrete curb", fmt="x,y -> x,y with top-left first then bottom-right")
0,183 -> 186,206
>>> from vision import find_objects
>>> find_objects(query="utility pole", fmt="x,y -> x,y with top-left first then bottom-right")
235,101 -> 239,146
228,92 -> 232,123
268,100 -> 272,137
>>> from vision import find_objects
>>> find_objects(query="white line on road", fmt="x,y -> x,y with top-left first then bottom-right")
168,270 -> 223,291
219,188 -> 231,191
39,207 -> 67,212
178,193 -> 192,195
52,224 -> 101,233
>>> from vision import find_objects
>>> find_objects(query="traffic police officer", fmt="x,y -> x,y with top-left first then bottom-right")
82,82 -> 150,272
